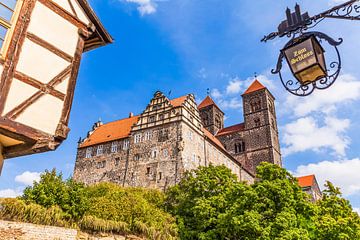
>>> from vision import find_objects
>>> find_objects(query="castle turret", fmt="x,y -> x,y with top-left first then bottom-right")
198,96 -> 224,135
242,80 -> 282,173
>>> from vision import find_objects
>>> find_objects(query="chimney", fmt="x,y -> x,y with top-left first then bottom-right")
129,112 -> 134,118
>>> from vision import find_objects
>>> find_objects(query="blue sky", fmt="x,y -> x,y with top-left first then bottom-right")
1,0 -> 360,212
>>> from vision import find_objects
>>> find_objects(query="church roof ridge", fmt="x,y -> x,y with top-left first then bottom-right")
198,95 -> 224,114
243,79 -> 266,95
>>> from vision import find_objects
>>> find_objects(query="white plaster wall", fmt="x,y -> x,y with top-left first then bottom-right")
28,2 -> 79,56
3,78 -> 38,115
71,0 -> 91,24
55,76 -> 69,94
16,39 -> 70,84
16,95 -> 63,135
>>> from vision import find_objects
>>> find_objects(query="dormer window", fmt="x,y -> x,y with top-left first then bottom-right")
0,0 -> 21,55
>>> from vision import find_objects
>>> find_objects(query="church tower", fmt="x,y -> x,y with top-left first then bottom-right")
198,96 -> 224,135
242,80 -> 281,173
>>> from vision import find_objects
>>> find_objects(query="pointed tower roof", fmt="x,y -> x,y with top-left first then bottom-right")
198,96 -> 216,109
243,79 -> 266,95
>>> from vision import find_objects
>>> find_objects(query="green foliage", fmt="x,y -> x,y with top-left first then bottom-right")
86,182 -> 178,240
21,169 -> 89,220
0,198 -> 70,227
166,163 -> 360,240
79,215 -> 129,234
313,181 -> 360,240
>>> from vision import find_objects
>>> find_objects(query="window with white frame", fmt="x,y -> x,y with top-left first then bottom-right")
96,145 -> 103,156
0,0 -> 20,53
163,149 -> 168,157
145,131 -> 152,141
123,139 -> 129,150
111,142 -> 118,153
85,147 -> 92,158
151,149 -> 157,158
134,134 -> 142,144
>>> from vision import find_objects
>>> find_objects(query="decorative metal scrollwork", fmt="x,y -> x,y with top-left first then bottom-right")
271,32 -> 343,97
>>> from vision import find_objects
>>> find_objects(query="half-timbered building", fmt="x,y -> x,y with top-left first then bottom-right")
0,0 -> 112,173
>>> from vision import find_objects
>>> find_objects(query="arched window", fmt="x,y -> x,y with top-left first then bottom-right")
234,141 -> 246,154
254,118 -> 261,127
250,97 -> 261,112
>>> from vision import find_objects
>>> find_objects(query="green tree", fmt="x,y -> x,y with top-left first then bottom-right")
166,163 -> 315,240
21,169 -> 89,220
313,181 -> 360,240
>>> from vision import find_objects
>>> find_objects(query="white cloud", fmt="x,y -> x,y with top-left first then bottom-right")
226,77 -> 242,94
294,158 -> 360,197
282,116 -> 350,157
126,0 -> 157,15
0,188 -> 22,198
354,208 -> 360,215
15,171 -> 41,186
211,88 -> 222,99
218,97 -> 242,110
285,74 -> 360,117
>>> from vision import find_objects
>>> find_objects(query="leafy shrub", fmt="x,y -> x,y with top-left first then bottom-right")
86,182 -> 178,239
0,198 -> 70,228
79,215 -> 129,234
21,169 -> 89,220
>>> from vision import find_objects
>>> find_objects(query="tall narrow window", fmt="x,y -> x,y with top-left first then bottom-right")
0,0 -> 19,53
134,154 -> 140,161
111,142 -> 118,153
234,141 -> 246,154
151,149 -> 158,158
123,139 -> 129,150
134,134 -> 142,144
96,145 -> 103,156
254,118 -> 261,127
145,131 -> 152,141
85,147 -> 92,158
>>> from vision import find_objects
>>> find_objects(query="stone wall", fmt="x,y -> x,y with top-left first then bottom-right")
0,220 -> 77,240
0,220 -> 146,240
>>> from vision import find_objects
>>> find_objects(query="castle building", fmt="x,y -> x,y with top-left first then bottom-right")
297,175 -> 322,202
73,80 -> 282,189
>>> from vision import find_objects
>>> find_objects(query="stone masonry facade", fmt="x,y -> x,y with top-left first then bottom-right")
73,80 -> 281,189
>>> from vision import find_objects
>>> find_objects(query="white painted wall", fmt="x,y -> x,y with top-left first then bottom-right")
28,2 -> 79,56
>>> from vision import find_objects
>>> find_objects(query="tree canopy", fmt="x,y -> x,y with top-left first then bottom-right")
166,163 -> 360,240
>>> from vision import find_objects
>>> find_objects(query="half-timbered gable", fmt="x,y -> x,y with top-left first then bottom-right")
0,0 -> 112,172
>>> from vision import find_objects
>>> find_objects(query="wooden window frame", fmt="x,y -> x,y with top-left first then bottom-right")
0,0 -> 23,59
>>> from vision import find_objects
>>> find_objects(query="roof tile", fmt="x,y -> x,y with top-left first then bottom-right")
297,175 -> 315,188
217,123 -> 245,136
79,116 -> 139,148
243,79 -> 266,95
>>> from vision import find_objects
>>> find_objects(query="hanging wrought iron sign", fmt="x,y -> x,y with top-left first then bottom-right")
272,32 -> 342,96
262,1 -> 360,96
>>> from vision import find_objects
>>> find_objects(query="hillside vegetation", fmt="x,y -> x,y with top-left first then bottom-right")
0,163 -> 359,240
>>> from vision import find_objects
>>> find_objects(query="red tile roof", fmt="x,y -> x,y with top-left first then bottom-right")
170,96 -> 188,107
297,175 -> 315,188
79,116 -> 139,148
217,123 -> 245,136
243,80 -> 266,95
203,128 -> 226,151
198,96 -> 216,109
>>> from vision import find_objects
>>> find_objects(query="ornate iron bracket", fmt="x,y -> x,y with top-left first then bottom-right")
272,32 -> 343,97
262,0 -> 360,42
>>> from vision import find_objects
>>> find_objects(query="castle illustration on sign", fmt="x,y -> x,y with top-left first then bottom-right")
73,79 -> 321,200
